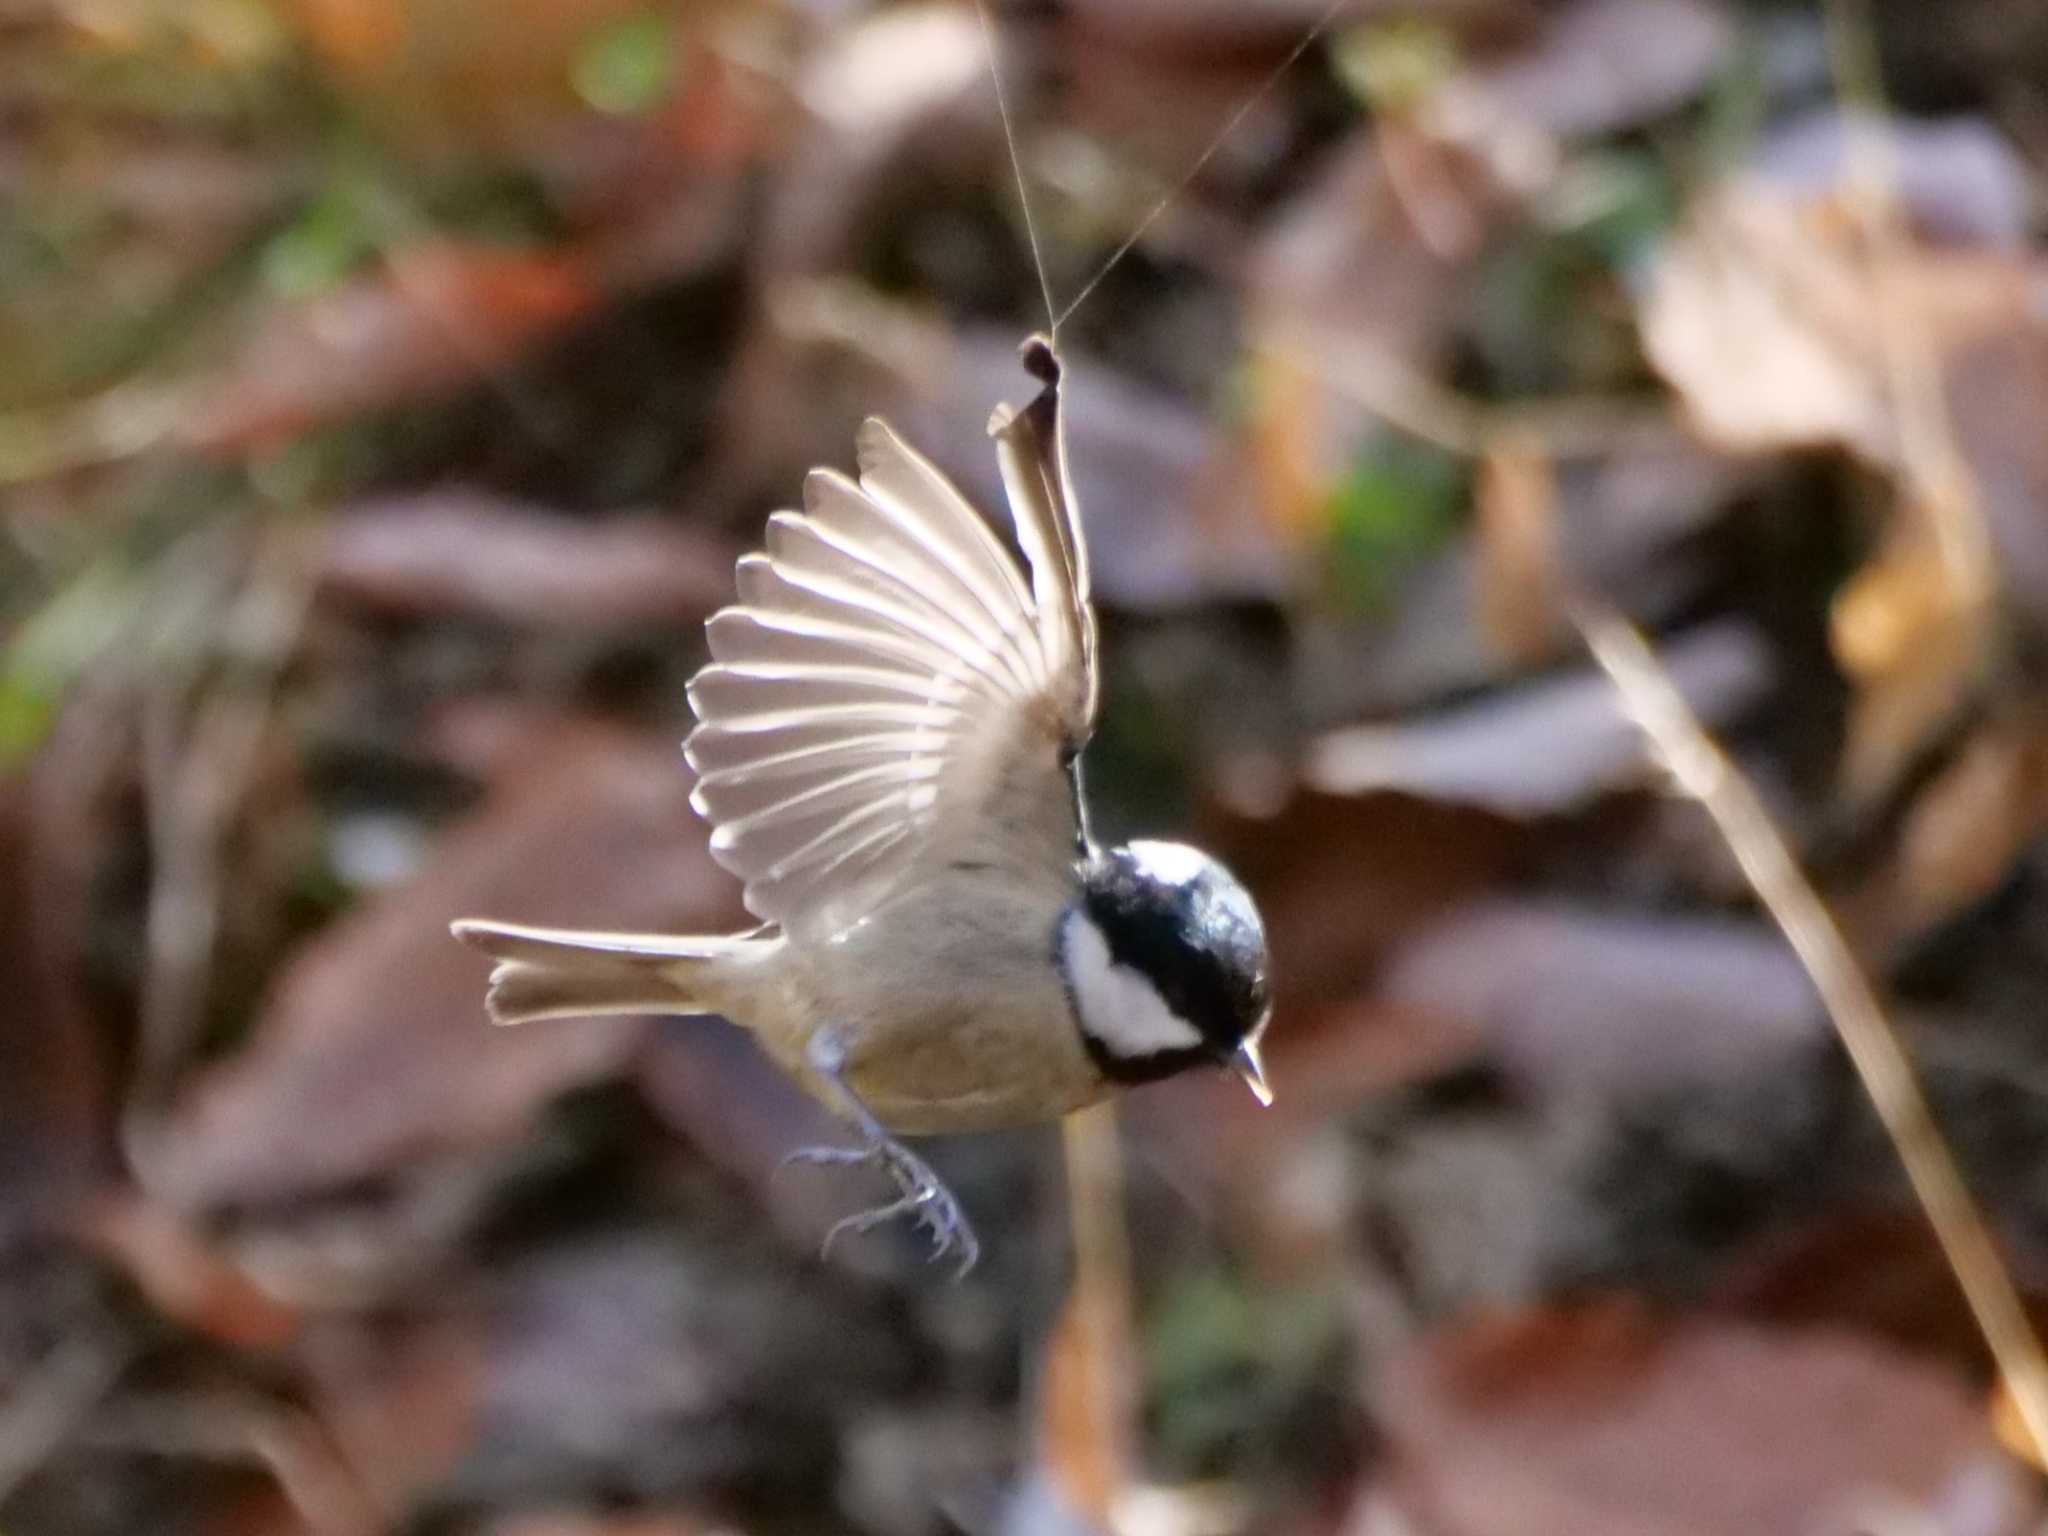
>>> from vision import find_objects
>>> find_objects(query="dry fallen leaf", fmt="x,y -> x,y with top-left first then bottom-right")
1641,182 -> 2038,465
1712,1205 -> 2048,1384
1892,725 -> 2048,923
1203,789 -> 1525,1012
144,724 -> 745,1212
1303,621 -> 1770,817
1643,189 -> 1898,460
1448,0 -> 1734,141
319,493 -> 734,631
1843,722 -> 2048,955
183,243 -> 602,455
1373,1300 -> 2040,1536
1376,899 -> 1821,1104
302,1315 -> 488,1523
1641,180 -> 2048,803
1828,524 -> 1991,806
289,0 -> 771,160
1751,107 -> 2031,249
470,1227 -> 912,1507
75,1191 -> 303,1353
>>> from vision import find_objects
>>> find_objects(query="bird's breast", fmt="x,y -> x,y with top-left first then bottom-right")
765,876 -> 1104,1134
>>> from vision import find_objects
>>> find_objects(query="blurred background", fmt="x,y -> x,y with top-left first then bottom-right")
6,0 -> 2048,1531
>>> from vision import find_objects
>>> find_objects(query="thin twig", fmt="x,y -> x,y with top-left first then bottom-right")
1567,595 -> 2048,1463
1056,1101 -> 1138,1523
1268,326 -> 1676,461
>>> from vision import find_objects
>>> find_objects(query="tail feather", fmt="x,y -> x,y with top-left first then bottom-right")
450,918 -> 760,1026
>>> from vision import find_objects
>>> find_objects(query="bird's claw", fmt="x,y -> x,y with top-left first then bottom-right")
783,1134 -> 980,1278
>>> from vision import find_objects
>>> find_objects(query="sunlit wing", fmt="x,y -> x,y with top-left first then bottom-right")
988,336 -> 1096,738
684,338 -> 1097,940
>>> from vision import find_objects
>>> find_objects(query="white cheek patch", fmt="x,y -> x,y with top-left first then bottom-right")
1061,913 -> 1204,1058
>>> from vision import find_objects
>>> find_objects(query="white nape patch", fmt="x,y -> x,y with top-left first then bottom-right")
1060,911 -> 1204,1059
1126,839 -> 1211,888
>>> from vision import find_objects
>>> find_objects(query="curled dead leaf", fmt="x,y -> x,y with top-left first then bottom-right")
1449,0 -> 1734,141
319,494 -> 733,630
1375,1301 -> 2040,1536
1843,723 -> 2048,954
1643,189 -> 1895,460
145,725 -> 743,1213
184,244 -> 601,455
75,1192 -> 302,1353
1833,541 -> 1990,808
1304,622 -> 1770,817
1641,183 -> 2037,465
1377,899 -> 1821,1104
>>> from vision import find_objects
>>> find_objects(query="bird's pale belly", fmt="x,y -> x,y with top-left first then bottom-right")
736,884 -> 1108,1135
841,991 -> 1112,1134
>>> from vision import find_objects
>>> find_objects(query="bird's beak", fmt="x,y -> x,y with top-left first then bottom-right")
1232,1037 -> 1273,1107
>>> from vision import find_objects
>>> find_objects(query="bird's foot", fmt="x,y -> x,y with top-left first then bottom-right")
782,1134 -> 980,1277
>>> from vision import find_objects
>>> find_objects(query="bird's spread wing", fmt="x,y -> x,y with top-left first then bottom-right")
684,337 -> 1097,940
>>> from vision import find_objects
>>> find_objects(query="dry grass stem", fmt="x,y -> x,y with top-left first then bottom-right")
1569,596 -> 2048,1464
1277,328 -> 1677,461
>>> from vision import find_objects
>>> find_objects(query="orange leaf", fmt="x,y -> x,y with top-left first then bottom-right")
76,1191 -> 302,1353
186,244 -> 600,454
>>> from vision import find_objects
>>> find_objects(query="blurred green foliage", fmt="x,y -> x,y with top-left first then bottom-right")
571,8 -> 680,117
1320,436 -> 1466,615
1467,149 -> 1674,398
1148,1264 -> 1350,1477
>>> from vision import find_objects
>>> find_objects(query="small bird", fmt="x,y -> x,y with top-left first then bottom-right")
452,336 -> 1272,1273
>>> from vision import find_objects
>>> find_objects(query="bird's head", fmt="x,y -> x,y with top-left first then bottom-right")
1056,839 -> 1273,1105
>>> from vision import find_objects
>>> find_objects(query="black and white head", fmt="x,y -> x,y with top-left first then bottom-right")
1055,840 -> 1274,1104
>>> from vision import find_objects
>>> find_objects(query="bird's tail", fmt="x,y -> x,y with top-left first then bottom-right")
449,918 -> 768,1027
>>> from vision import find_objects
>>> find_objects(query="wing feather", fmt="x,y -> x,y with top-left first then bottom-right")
696,757 -> 943,827
736,541 -> 1030,693
708,609 -> 957,674
716,769 -> 938,841
689,729 -> 934,783
688,663 -> 970,715
808,466 -> 1040,660
683,337 -> 1095,938
855,419 -> 1044,651
988,337 -> 1096,736
716,793 -> 914,879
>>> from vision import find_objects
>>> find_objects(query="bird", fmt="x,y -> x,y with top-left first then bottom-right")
451,336 -> 1273,1274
